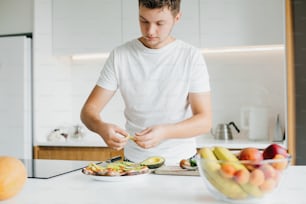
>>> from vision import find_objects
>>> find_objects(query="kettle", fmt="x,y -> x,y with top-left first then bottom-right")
211,121 -> 240,140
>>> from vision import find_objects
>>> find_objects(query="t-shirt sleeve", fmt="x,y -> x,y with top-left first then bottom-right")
96,50 -> 118,91
189,49 -> 210,93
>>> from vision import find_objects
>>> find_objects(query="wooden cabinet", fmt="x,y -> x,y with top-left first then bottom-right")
200,0 -> 285,48
52,0 -> 122,55
34,146 -> 124,161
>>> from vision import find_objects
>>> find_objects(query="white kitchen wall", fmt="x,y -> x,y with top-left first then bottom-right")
33,0 -> 286,143
34,0 -> 125,143
205,50 -> 285,139
34,0 -> 73,143
70,59 -> 126,133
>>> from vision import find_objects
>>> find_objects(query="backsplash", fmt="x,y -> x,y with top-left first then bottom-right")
205,50 -> 285,139
33,0 -> 286,144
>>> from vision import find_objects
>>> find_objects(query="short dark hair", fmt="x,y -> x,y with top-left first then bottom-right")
139,0 -> 181,16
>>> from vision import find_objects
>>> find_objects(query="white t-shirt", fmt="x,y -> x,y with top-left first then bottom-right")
97,39 -> 210,165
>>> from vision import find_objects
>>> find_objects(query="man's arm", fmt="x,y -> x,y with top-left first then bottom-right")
171,92 -> 212,137
80,85 -> 129,150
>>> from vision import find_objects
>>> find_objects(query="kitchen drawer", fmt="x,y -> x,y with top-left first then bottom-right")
33,146 -> 124,161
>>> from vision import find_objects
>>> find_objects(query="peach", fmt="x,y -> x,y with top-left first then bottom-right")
239,147 -> 263,171
260,164 -> 276,179
249,168 -> 265,186
233,169 -> 250,185
271,154 -> 288,170
219,163 -> 236,178
259,178 -> 276,193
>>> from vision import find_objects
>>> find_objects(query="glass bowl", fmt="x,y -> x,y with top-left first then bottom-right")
196,149 -> 291,204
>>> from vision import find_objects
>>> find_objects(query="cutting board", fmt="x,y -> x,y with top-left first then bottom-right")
152,166 -> 199,176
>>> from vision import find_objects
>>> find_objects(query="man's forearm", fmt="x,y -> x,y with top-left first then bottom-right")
80,106 -> 104,134
165,113 -> 212,139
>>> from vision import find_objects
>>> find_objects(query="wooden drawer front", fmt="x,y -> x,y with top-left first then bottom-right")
34,146 -> 124,161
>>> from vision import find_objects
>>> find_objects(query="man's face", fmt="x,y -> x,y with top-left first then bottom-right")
139,6 -> 180,49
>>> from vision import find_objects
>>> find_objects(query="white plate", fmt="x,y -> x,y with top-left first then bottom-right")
83,172 -> 150,182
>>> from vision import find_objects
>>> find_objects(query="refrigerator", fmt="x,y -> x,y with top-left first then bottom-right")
0,36 -> 33,159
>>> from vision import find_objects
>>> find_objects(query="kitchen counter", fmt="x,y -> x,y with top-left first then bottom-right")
195,135 -> 286,149
2,165 -> 305,204
36,134 -> 285,149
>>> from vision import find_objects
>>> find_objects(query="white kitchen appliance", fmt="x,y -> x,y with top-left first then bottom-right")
240,106 -> 270,141
0,36 -> 33,159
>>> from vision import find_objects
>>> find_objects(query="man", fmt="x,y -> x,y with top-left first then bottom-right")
81,0 -> 212,165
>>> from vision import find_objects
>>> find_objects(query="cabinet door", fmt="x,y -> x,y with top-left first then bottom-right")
122,0 -> 200,47
122,0 -> 140,43
172,0 -> 200,47
52,0 -> 122,55
200,0 -> 285,48
34,146 -> 124,161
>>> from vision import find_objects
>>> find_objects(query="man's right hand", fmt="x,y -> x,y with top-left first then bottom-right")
80,86 -> 129,150
97,122 -> 129,151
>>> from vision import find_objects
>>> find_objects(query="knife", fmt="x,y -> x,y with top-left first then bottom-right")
96,155 -> 122,166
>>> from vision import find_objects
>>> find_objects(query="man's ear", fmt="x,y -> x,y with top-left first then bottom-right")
174,12 -> 182,24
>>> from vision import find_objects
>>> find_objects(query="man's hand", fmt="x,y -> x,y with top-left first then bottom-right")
133,92 -> 212,148
80,86 -> 130,151
134,125 -> 167,149
97,122 -> 129,151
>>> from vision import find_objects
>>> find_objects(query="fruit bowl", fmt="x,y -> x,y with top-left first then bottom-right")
196,145 -> 291,204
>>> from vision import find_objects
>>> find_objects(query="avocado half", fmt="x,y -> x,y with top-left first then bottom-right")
140,156 -> 165,169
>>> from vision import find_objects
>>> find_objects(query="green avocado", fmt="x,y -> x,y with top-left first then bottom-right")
140,156 -> 165,169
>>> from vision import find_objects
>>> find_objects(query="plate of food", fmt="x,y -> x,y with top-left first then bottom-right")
81,161 -> 150,182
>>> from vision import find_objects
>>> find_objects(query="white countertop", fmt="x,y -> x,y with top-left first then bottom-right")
195,135 -> 285,149
36,134 -> 285,150
2,165 -> 305,204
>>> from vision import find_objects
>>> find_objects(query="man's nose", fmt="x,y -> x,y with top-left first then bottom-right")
147,24 -> 156,36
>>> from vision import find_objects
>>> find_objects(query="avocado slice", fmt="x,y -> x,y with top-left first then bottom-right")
140,156 -> 165,169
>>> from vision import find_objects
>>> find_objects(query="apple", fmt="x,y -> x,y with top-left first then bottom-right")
262,144 -> 289,159
238,147 -> 263,170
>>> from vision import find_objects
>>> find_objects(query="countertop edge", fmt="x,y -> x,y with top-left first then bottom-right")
34,135 -> 286,149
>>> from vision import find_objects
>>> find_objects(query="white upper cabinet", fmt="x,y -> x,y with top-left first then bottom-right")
52,0 -> 201,55
122,0 -> 200,47
52,0 -> 285,55
200,0 -> 285,48
0,0 -> 33,35
52,0 -> 122,55
122,0 -> 140,43
172,0 -> 200,47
